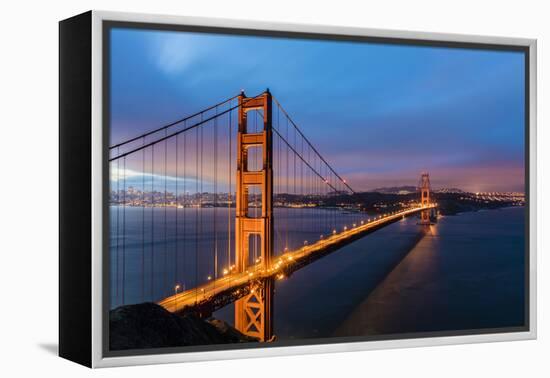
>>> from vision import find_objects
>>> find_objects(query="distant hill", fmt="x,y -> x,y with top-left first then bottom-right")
369,186 -> 466,194
434,188 -> 465,194
371,186 -> 417,194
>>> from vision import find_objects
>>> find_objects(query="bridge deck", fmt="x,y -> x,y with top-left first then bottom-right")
158,204 -> 436,314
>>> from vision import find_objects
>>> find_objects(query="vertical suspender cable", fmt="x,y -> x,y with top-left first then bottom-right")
285,116 -> 289,250
141,145 -> 145,303
175,133 -> 179,289
195,122 -> 199,303
122,156 -> 126,305
151,145 -> 155,300
183,132 -> 187,290
163,132 -> 168,296
200,118 -> 204,283
228,102 -> 232,269
214,106 -> 218,284
294,122 -> 297,247
115,149 -> 120,306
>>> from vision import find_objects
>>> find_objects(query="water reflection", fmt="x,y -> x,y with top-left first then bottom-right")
335,208 -> 525,336
217,207 -> 525,339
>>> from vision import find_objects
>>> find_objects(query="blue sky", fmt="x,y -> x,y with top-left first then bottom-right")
110,27 -> 525,192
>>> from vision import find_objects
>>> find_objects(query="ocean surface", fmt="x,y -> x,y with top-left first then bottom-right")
110,206 -> 526,338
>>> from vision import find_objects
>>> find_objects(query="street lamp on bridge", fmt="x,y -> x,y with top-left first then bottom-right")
174,284 -> 183,312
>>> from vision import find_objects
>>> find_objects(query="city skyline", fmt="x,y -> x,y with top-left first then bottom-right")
109,182 -> 526,197
110,28 -> 526,192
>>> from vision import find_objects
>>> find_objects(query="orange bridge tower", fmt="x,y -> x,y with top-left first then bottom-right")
234,90 -> 274,341
420,172 -> 431,225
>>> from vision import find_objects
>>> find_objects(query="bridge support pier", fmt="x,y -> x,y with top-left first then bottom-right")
235,278 -> 273,341
234,90 -> 274,341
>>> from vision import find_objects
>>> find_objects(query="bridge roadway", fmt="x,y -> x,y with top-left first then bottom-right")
158,204 -> 437,314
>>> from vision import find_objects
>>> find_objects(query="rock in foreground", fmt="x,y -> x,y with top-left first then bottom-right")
110,303 -> 257,350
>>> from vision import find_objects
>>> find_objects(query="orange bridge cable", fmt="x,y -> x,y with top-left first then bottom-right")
269,104 -> 351,201
273,128 -> 341,194
109,94 -> 239,150
109,93 -> 265,162
272,96 -> 355,194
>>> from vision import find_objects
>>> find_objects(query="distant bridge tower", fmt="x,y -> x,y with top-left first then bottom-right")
234,90 -> 274,341
420,172 -> 431,225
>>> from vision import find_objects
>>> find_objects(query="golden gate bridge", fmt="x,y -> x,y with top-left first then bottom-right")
109,89 -> 437,341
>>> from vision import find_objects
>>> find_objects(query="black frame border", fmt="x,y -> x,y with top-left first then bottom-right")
59,11 -> 93,367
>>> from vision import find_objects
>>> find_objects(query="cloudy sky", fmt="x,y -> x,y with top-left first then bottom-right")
109,27 -> 525,193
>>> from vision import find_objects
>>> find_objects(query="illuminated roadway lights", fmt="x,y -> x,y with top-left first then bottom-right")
207,275 -> 212,281
174,284 -> 182,309
332,229 -> 337,235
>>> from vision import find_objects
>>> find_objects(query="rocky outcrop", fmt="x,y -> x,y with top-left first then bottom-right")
109,303 -> 257,351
